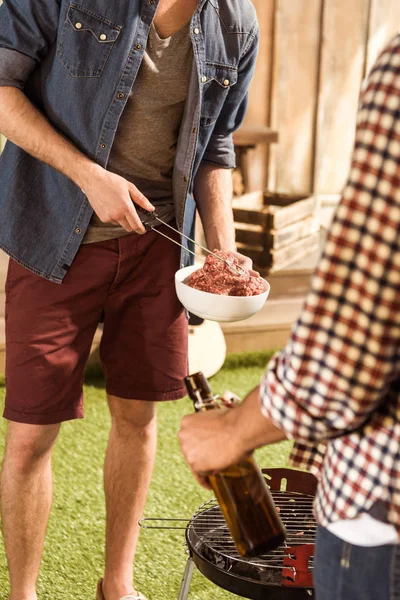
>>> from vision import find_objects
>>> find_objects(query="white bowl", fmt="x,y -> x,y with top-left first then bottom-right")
175,266 -> 270,323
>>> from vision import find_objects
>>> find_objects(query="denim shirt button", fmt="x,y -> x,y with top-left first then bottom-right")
194,28 -> 200,34
201,75 -> 207,83
100,34 -> 107,41
223,79 -> 230,86
100,144 -> 106,149
149,0 -> 155,3
75,22 -> 82,29
136,44 -> 142,50
117,93 -> 125,99
75,227 -> 82,234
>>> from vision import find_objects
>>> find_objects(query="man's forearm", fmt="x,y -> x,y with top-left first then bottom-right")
232,386 -> 287,453
193,162 -> 236,251
0,87 -> 98,190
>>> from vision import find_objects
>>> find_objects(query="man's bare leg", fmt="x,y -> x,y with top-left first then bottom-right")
1,422 -> 60,600
102,397 -> 157,600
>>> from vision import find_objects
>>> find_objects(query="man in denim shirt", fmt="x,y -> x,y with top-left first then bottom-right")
0,0 -> 259,598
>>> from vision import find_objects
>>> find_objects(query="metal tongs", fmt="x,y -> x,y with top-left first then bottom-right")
137,207 -> 246,276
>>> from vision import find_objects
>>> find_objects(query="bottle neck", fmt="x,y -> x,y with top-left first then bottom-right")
193,391 -> 219,413
184,372 -> 220,412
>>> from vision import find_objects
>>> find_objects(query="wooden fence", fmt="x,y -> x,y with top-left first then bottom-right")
1,0 -> 399,198
245,0 -> 400,195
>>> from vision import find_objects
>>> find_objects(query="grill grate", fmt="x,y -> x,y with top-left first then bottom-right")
186,490 -> 316,587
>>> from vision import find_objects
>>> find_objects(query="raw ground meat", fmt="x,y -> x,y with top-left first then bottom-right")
185,250 -> 265,297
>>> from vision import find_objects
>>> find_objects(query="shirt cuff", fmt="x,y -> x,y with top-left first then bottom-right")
0,48 -> 36,89
202,133 -> 236,169
260,351 -> 322,443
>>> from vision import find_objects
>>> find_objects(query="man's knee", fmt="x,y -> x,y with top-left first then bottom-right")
3,422 -> 60,472
107,396 -> 157,435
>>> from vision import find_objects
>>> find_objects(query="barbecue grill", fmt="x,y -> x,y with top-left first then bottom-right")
141,468 -> 318,599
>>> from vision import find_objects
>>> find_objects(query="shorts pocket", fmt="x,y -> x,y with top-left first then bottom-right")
200,63 -> 238,127
57,3 -> 122,78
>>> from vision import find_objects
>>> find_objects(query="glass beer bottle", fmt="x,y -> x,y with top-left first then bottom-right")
185,372 -> 286,558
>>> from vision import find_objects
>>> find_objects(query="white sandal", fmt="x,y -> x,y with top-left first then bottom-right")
96,578 -> 148,600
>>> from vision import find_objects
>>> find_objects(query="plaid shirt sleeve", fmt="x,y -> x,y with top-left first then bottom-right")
260,34 -> 400,447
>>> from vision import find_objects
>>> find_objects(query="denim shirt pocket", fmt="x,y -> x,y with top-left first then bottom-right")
200,63 -> 238,127
57,4 -> 122,78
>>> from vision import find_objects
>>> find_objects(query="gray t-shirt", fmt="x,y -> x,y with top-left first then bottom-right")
83,21 -> 193,244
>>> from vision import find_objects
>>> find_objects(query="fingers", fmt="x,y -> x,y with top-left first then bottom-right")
128,183 -> 154,212
124,203 -> 146,234
123,183 -> 154,234
238,256 -> 253,270
234,253 -> 260,277
118,216 -> 134,232
194,473 -> 212,490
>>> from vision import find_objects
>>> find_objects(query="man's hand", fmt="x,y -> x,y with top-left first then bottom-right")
229,250 -> 259,276
179,387 -> 286,488
178,407 -> 249,486
79,163 -> 154,234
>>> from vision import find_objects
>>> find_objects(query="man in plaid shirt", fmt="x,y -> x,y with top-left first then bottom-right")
179,34 -> 400,599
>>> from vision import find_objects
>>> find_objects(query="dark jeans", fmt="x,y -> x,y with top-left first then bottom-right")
314,526 -> 400,600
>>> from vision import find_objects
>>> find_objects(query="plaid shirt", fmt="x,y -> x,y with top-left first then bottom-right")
261,34 -> 400,532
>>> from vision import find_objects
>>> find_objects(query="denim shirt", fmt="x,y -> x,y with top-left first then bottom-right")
0,0 -> 258,283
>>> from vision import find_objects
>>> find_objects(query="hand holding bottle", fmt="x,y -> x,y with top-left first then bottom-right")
180,372 -> 286,557
179,405 -> 248,481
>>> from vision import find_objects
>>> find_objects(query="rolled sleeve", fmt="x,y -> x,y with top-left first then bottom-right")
202,133 -> 236,169
0,0 -> 60,85
0,48 -> 36,89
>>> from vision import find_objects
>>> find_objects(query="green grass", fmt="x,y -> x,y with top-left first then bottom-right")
0,351 -> 292,600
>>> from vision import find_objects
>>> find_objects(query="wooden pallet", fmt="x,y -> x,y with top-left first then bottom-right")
233,191 -> 320,273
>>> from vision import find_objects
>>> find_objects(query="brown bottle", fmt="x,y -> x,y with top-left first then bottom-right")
184,372 -> 287,558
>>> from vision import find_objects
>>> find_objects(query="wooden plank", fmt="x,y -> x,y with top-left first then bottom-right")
236,242 -> 272,269
268,0 -> 323,194
233,126 -> 278,147
270,232 -> 321,272
243,0 -> 275,191
270,196 -> 317,230
235,223 -> 265,247
233,190 -> 267,225
366,0 -> 400,74
235,215 -> 319,250
264,191 -> 308,207
233,190 -> 264,210
237,231 -> 321,273
233,193 -> 317,229
271,216 -> 320,249
313,0 -> 370,194
233,207 -> 268,227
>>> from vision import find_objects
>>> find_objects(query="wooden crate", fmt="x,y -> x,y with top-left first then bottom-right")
233,191 -> 320,273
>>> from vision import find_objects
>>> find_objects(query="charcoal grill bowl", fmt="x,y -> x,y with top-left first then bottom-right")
180,468 -> 317,600
186,522 -> 314,599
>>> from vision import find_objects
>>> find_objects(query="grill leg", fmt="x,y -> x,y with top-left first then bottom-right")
177,556 -> 195,600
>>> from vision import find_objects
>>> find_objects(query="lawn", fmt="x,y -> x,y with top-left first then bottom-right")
0,351 -> 292,600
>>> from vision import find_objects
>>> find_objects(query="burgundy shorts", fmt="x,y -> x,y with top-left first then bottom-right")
4,225 -> 188,425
